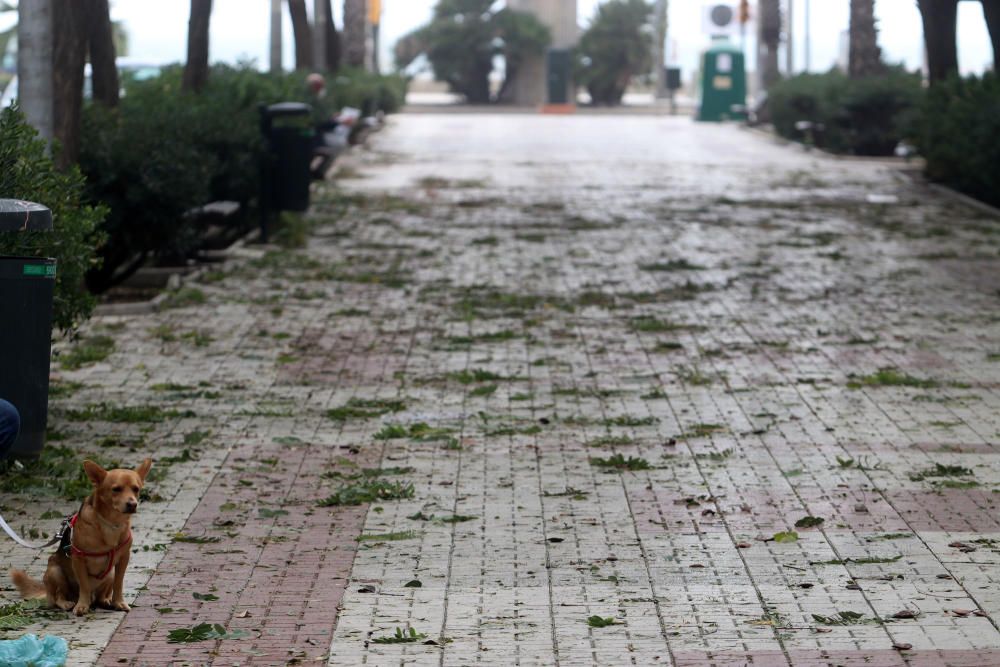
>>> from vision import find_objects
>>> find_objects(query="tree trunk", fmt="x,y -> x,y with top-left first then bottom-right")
18,0 -> 54,143
325,0 -> 341,72
288,0 -> 312,70
343,0 -> 366,68
51,0 -> 86,168
313,0 -> 327,71
983,0 -> 1000,72
85,0 -> 119,106
758,0 -> 781,90
848,0 -> 882,77
918,0 -> 958,83
182,0 -> 212,93
270,0 -> 282,72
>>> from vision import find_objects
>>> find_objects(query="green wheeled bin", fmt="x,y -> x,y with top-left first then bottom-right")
0,199 -> 56,459
698,38 -> 747,122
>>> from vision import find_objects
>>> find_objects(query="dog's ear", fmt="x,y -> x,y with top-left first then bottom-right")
83,460 -> 108,486
135,458 -> 153,482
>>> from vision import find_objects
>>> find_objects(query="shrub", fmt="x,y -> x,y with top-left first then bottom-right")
78,65 -> 407,291
917,73 -> 1000,208
0,105 -> 106,333
768,68 -> 923,156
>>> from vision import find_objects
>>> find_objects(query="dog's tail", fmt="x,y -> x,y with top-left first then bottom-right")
10,568 -> 46,600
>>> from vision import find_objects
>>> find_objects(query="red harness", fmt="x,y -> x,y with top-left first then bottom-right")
66,513 -> 132,580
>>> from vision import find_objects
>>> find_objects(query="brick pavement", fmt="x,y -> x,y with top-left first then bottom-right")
2,114 -> 1000,666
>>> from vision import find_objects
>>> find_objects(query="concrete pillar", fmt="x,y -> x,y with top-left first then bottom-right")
507,0 -> 577,106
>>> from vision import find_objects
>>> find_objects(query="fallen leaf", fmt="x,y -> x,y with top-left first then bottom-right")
736,542 -> 751,549
892,642 -> 913,651
236,610 -> 252,618
358,585 -> 376,594
892,610 -> 917,619
404,580 -> 422,588
952,609 -> 972,617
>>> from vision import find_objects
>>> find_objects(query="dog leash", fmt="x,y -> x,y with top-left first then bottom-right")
0,511 -> 68,550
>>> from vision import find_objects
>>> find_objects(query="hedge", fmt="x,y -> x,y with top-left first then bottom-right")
917,73 -> 1000,208
768,68 -> 922,156
78,65 -> 407,291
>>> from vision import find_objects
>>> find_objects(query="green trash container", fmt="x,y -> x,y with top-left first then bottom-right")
0,199 -> 56,460
697,38 -> 747,122
259,102 -> 314,242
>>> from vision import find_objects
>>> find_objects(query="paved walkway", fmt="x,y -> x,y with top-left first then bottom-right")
3,114 -> 1000,666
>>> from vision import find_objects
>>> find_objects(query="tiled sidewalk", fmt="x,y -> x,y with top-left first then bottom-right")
2,114 -> 1000,666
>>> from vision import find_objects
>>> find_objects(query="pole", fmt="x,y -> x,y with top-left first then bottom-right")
270,0 -> 282,73
18,0 -> 54,143
785,0 -> 793,75
804,0 -> 810,72
653,0 -> 667,98
313,0 -> 327,71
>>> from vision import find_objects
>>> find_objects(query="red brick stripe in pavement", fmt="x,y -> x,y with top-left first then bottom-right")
97,435 -> 379,666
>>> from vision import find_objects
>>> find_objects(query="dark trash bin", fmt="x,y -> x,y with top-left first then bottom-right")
0,199 -> 56,459
259,103 -> 314,241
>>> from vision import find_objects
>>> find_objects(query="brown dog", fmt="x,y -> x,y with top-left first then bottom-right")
11,458 -> 152,616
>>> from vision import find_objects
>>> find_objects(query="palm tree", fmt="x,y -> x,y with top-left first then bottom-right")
342,0 -> 366,68
17,0 -> 53,141
287,0 -> 312,70
982,0 -> 1000,72
182,0 -> 212,92
85,0 -> 119,106
848,0 -> 881,78
917,0 -> 958,83
758,0 -> 781,90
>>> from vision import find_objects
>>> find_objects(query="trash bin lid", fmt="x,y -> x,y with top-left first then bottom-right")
0,199 -> 53,232
262,102 -> 312,118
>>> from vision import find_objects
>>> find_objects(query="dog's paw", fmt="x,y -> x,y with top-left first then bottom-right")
56,599 -> 75,611
72,602 -> 90,617
111,599 -> 131,612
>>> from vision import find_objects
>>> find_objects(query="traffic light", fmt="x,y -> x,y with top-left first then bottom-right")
739,0 -> 751,24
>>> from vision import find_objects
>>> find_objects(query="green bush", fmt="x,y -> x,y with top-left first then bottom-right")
79,65 -> 408,291
0,105 -> 106,332
918,73 -> 1000,208
576,0 -> 653,106
768,68 -> 923,156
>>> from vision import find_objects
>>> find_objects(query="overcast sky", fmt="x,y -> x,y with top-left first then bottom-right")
2,1 -> 993,77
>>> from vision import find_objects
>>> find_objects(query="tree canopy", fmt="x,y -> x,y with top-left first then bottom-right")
396,0 -> 550,104
576,0 -> 653,106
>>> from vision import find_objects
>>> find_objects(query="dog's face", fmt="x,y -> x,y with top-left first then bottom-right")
83,459 -> 153,516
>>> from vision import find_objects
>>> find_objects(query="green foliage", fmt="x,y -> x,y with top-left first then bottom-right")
918,72 -> 1000,207
371,626 -> 427,644
167,623 -> 249,643
768,67 -> 922,156
398,0 -> 550,104
0,106 -> 106,332
317,479 -> 415,506
78,65 -> 406,290
576,0 -> 654,106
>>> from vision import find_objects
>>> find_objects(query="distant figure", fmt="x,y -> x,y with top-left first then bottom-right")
306,72 -> 335,127
0,399 -> 20,457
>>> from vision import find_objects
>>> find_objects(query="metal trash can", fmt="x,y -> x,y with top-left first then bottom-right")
259,102 -> 314,224
0,199 -> 56,459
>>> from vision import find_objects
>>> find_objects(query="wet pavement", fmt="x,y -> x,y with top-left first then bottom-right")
2,113 -> 1000,666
